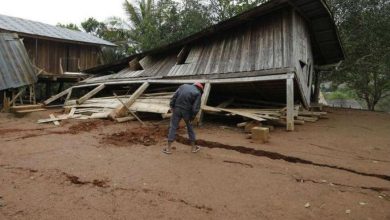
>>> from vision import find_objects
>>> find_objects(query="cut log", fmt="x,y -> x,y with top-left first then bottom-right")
76,84 -> 105,105
116,116 -> 135,123
90,112 -> 111,119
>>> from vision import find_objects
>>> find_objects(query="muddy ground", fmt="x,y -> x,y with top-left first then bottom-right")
0,108 -> 390,220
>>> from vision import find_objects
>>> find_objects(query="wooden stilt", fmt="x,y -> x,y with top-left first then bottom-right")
195,82 -> 211,126
286,74 -> 295,131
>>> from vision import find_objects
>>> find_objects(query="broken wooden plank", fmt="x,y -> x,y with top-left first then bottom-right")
115,116 -> 135,123
43,88 -> 71,105
68,108 -> 76,117
216,107 -> 267,122
76,84 -> 105,105
111,82 -> 149,118
14,108 -> 46,113
49,114 -> 60,126
113,93 -> 145,125
37,115 -> 69,124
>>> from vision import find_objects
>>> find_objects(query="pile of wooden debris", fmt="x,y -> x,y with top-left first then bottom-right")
37,81 -> 326,128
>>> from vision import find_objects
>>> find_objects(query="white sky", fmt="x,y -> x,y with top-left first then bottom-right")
0,0 -> 134,26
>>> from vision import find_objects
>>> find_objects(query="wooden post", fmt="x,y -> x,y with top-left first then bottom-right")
312,70 -> 320,103
9,89 -> 24,106
43,88 -> 71,105
111,82 -> 150,118
76,84 -> 105,105
45,82 -> 52,99
286,74 -> 295,131
195,82 -> 211,126
65,88 -> 72,102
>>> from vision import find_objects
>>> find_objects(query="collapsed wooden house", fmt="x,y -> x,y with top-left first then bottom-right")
0,14 -> 116,100
43,0 -> 344,131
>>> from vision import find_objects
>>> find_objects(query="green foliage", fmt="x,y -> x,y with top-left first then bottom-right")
324,87 -> 357,100
326,0 -> 390,111
56,23 -> 81,31
81,17 -> 132,63
209,0 -> 268,22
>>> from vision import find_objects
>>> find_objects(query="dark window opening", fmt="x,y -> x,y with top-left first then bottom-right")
176,46 -> 190,65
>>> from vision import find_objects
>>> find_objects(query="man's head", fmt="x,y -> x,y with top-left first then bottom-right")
193,82 -> 204,92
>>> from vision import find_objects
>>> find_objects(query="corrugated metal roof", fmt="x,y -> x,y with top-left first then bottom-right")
0,14 -> 116,47
0,33 -> 37,90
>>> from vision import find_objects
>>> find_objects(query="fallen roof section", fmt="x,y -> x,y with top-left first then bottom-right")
0,33 -> 37,90
85,0 -> 344,75
0,14 -> 116,47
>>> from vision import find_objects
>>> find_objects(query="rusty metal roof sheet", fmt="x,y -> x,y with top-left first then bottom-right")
0,14 -> 116,47
0,33 -> 37,90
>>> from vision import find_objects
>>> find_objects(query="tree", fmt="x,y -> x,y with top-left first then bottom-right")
326,0 -> 390,110
209,0 -> 268,23
180,0 -> 212,37
123,0 -> 161,51
56,23 -> 81,31
81,17 -> 133,63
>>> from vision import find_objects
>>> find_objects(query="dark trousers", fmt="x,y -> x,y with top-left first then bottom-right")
168,108 -> 196,142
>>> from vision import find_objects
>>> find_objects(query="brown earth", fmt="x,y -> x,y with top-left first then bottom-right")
0,108 -> 390,219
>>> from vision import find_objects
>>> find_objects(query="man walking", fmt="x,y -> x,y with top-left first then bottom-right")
162,83 -> 204,154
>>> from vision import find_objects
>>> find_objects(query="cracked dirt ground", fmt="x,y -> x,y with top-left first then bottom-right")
0,108 -> 390,219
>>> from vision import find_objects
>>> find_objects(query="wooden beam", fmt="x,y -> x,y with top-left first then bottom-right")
111,82 -> 149,118
195,82 -> 211,126
73,73 -> 295,89
76,84 -> 105,105
9,89 -> 24,106
286,76 -> 294,131
113,93 -> 144,125
43,88 -> 71,105
50,114 -> 60,126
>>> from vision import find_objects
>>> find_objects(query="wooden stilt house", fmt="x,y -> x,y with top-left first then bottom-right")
51,0 -> 344,131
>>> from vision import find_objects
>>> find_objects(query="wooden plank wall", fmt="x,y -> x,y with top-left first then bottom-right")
168,8 -> 293,77
291,10 -> 314,106
23,37 -> 101,75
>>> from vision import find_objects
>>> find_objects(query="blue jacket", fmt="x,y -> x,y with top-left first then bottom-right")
170,84 -> 202,117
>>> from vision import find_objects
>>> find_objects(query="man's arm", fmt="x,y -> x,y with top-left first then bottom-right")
170,87 -> 180,109
191,93 -> 202,119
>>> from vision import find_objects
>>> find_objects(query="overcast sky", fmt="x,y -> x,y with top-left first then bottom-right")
0,0 -> 133,26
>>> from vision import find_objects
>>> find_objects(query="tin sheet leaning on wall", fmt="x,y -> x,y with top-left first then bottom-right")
0,33 -> 37,90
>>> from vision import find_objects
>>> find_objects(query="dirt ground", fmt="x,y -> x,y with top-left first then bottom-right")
0,108 -> 390,220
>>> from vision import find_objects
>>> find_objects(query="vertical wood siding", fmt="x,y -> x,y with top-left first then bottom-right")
292,10 -> 314,106
167,8 -> 293,77
23,37 -> 101,74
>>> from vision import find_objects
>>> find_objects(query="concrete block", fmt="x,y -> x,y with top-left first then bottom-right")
251,127 -> 269,143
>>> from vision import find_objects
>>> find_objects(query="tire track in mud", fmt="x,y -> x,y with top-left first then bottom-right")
176,135 -> 390,184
